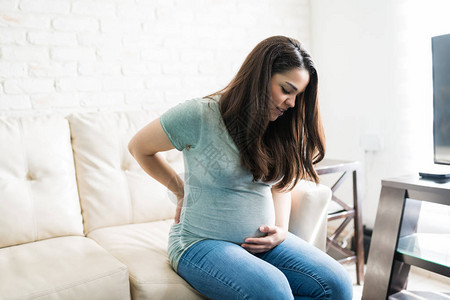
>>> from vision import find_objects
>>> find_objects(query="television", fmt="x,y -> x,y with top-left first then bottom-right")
432,33 -> 450,166
419,33 -> 450,179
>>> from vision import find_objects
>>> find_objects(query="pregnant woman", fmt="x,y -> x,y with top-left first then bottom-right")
128,36 -> 353,300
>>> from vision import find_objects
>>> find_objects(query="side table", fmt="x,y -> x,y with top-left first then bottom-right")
315,159 -> 365,285
362,175 -> 450,299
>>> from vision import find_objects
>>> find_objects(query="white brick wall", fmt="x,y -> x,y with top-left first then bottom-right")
0,0 -> 311,115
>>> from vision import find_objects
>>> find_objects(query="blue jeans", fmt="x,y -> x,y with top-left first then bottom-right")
177,232 -> 353,300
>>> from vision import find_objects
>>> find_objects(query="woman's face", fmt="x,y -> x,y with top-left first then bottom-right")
269,68 -> 310,121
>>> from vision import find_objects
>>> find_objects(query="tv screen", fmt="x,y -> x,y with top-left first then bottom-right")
432,34 -> 450,165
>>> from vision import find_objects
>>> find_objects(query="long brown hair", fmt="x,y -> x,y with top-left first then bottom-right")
208,35 -> 325,191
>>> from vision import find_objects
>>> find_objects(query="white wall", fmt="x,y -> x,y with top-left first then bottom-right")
2,0 -> 447,230
311,0 -> 450,228
0,0 -> 311,116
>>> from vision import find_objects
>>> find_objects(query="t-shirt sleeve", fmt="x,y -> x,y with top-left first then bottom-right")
160,98 -> 202,151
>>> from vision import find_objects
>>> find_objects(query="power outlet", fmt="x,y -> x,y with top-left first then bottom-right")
360,133 -> 382,152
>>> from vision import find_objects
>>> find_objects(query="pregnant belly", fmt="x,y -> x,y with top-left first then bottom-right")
221,219 -> 274,244
183,197 -> 276,244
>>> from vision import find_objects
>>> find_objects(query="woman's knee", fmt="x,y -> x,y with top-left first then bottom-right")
264,234 -> 352,299
321,263 -> 353,300
244,270 -> 294,300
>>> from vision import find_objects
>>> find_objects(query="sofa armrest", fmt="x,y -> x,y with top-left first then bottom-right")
288,180 -> 332,252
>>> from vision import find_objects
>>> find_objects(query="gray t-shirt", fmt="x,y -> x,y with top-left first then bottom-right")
160,95 -> 276,272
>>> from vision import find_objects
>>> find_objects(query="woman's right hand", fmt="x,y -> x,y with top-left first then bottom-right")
174,195 -> 184,224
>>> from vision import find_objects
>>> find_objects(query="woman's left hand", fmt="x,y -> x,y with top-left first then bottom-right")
241,225 -> 287,253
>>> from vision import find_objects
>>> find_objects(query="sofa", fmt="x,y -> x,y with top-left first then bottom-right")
0,109 -> 332,300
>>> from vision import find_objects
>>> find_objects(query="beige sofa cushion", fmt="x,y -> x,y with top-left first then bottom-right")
88,220 -> 205,300
0,236 -> 130,299
289,180 -> 332,251
68,111 -> 182,234
0,115 -> 83,248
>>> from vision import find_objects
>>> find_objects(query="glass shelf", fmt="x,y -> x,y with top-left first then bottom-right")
396,233 -> 450,275
389,290 -> 450,300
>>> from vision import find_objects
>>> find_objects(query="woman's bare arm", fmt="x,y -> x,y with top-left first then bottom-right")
272,187 -> 292,231
128,117 -> 185,222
